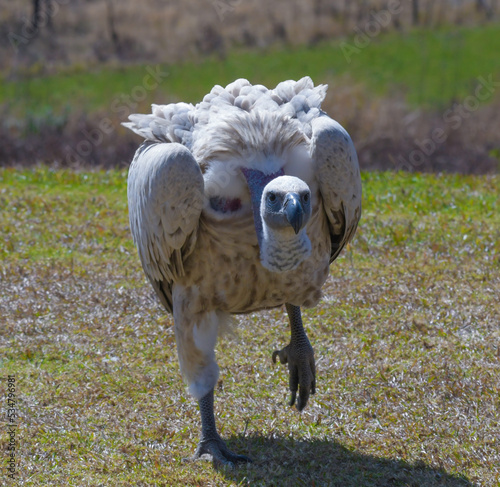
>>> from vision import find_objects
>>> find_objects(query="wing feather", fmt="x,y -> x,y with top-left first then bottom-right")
127,141 -> 204,311
310,116 -> 362,263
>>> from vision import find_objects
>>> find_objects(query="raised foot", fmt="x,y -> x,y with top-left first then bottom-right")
189,437 -> 252,468
272,340 -> 316,411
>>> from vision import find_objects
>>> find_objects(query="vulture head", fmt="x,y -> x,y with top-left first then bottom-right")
262,176 -> 311,235
242,171 -> 313,272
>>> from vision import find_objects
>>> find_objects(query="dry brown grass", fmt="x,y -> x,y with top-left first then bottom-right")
2,0 -> 498,71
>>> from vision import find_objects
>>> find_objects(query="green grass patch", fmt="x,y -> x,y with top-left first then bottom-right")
2,24 -> 500,121
0,168 -> 131,263
0,168 -> 499,485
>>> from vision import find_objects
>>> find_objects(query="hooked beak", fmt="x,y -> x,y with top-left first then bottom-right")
284,193 -> 304,234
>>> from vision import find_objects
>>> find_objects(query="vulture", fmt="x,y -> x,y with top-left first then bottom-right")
124,77 -> 361,466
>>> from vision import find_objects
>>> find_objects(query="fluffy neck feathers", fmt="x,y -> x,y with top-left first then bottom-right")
260,227 -> 312,272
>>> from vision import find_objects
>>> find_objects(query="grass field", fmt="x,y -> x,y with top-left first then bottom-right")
0,168 -> 498,486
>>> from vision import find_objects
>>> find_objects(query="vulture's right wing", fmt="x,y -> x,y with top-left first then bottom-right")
127,142 -> 204,312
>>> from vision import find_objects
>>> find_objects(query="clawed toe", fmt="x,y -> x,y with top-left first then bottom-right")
272,346 -> 289,365
190,438 -> 252,467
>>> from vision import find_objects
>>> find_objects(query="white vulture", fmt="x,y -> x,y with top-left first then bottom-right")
124,77 -> 361,466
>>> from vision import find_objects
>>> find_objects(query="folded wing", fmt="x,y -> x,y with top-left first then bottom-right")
310,116 -> 362,263
127,141 -> 204,311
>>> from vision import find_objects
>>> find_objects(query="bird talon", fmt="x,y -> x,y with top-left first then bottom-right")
191,437 -> 251,467
272,346 -> 289,365
272,350 -> 279,364
273,340 -> 316,410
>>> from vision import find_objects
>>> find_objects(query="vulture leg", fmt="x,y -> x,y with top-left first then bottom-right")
272,303 -> 316,411
192,389 -> 252,466
171,297 -> 252,467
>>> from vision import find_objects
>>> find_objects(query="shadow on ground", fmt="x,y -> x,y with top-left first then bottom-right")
218,435 -> 474,487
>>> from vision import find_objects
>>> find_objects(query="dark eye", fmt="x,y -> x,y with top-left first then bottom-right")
303,193 -> 310,203
268,192 -> 276,202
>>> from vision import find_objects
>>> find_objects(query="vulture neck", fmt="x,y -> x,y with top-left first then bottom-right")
260,226 -> 312,272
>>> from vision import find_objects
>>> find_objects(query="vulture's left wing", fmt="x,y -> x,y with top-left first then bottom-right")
310,116 -> 362,263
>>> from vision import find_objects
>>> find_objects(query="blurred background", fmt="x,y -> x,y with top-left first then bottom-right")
1,0 -> 499,173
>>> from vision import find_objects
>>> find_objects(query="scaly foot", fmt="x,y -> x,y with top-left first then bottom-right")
191,389 -> 252,467
191,435 -> 252,467
273,304 -> 316,411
